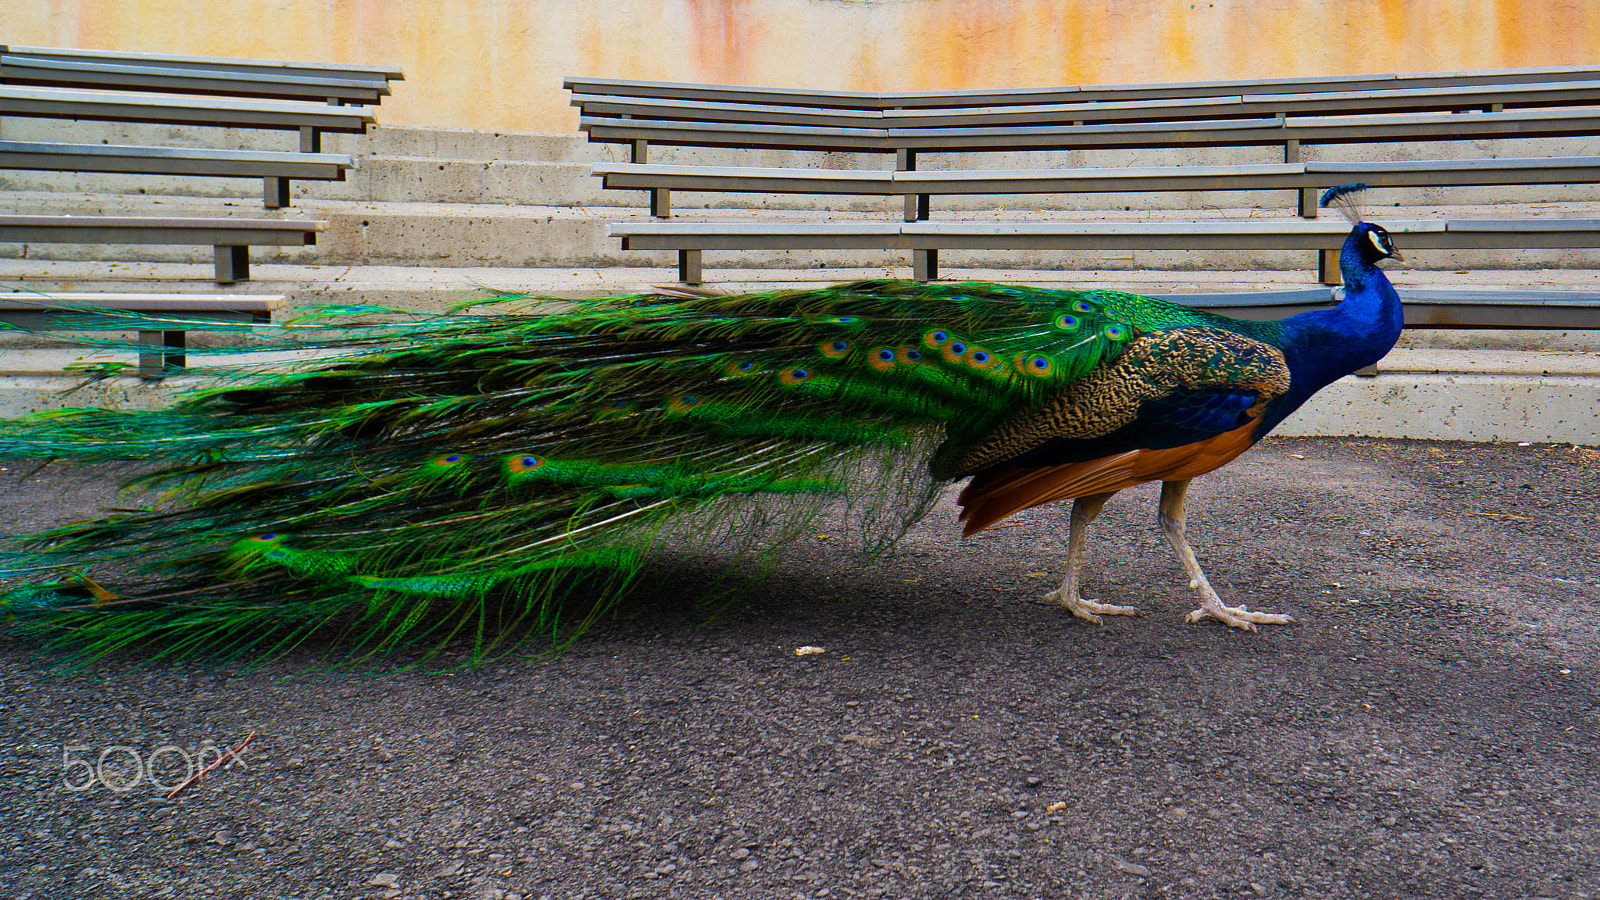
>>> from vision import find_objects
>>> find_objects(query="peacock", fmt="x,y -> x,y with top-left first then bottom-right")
0,185 -> 1403,664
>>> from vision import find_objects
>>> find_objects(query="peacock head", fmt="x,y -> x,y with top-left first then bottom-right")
1320,183 -> 1404,265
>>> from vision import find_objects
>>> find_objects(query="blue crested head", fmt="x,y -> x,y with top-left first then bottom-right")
1320,182 -> 1403,283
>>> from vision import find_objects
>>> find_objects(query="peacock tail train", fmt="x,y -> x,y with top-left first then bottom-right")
0,280 -> 1264,665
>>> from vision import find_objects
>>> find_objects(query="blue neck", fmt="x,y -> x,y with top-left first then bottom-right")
1254,231 -> 1404,434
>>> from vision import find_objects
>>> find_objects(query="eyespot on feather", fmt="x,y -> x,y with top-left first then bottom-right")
1103,324 -> 1129,340
965,346 -> 1004,372
810,314 -> 864,328
724,359 -> 763,376
666,393 -> 704,412
779,367 -> 814,385
1073,300 -> 1096,314
941,340 -> 968,364
867,347 -> 898,371
506,454 -> 546,474
922,328 -> 953,350
819,338 -> 852,359
594,399 -> 634,419
900,346 -> 924,364
1053,313 -> 1080,331
429,453 -> 467,467
1015,353 -> 1055,377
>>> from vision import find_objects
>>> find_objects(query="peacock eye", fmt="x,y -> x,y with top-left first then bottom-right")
507,453 -> 547,473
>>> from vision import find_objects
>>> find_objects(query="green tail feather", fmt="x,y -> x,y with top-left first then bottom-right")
0,279 -> 1265,665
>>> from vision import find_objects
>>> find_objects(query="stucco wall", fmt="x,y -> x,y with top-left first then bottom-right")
9,0 -> 1599,133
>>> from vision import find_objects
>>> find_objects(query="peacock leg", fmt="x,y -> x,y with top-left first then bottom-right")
1042,491 -> 1138,623
1158,479 -> 1294,631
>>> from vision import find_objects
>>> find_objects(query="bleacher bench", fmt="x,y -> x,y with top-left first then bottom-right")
0,139 -> 355,187
0,44 -> 402,105
594,155 -> 1600,222
0,215 -> 325,283
566,66 -> 1600,111
0,293 -> 284,376
612,218 -> 1600,285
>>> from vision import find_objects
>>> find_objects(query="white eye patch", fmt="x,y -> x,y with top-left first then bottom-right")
1367,230 -> 1390,255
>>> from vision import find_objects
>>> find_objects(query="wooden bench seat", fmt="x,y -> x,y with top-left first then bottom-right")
0,85 -> 375,134
582,106 -> 1600,155
0,215 -> 325,284
612,218 -> 1600,284
1,44 -> 402,105
566,66 -> 1600,111
0,292 -> 285,375
575,79 -> 1600,133
0,139 -> 356,182
595,155 -> 1600,220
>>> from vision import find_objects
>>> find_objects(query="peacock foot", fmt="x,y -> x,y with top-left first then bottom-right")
1185,600 -> 1295,631
1042,590 -> 1139,625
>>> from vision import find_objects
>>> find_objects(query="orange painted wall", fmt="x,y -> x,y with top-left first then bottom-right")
8,0 -> 1598,132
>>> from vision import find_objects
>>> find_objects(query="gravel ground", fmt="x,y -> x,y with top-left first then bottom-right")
3,437 -> 1599,900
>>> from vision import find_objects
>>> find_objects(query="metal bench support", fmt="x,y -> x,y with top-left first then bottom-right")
1284,139 -> 1317,219
264,176 -> 291,209
214,244 -> 250,283
138,330 -> 186,377
678,249 -> 702,285
898,149 -> 929,222
1318,248 -> 1342,286
629,133 -> 671,217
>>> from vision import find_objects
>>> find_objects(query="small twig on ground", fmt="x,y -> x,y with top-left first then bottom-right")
168,731 -> 255,799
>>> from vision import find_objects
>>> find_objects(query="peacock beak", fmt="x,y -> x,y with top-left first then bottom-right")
1388,248 -> 1405,263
